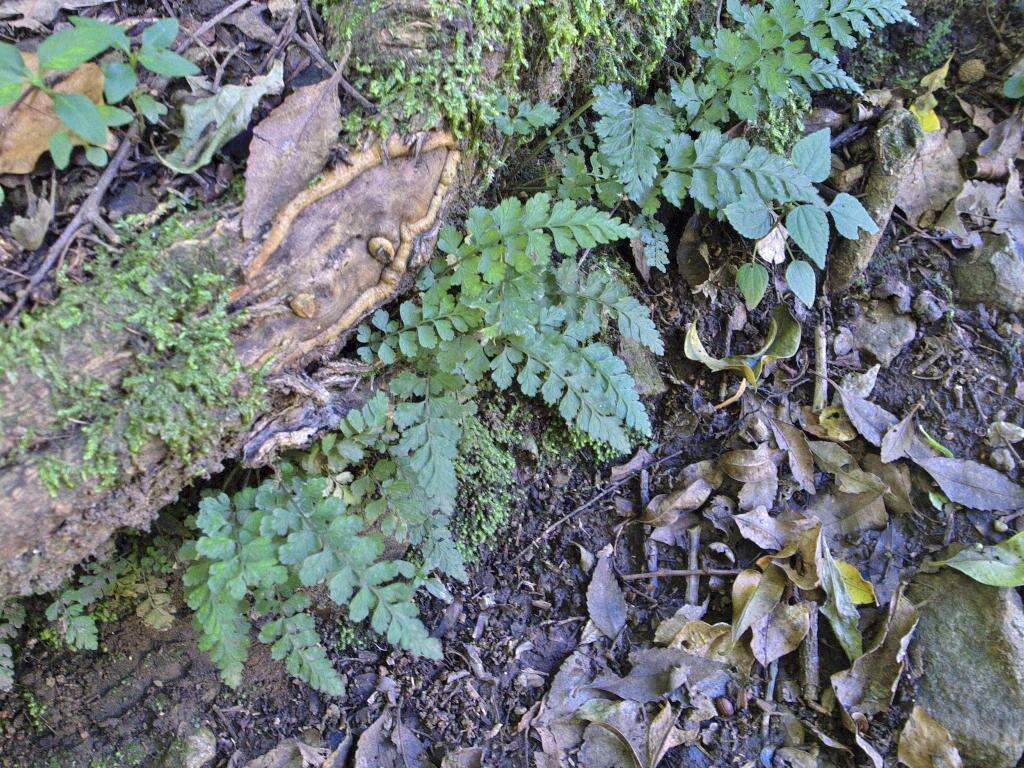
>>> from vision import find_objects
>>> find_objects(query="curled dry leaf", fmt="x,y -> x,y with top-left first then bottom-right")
832,590 -> 918,718
684,305 -> 801,385
770,418 -> 816,494
243,72 -> 343,238
579,699 -> 645,768
898,705 -> 963,768
734,506 -> 795,550
808,440 -> 856,474
817,406 -> 858,441
0,54 -> 105,174
587,553 -> 627,640
441,747 -> 485,768
987,421 -> 1024,446
719,444 -> 778,483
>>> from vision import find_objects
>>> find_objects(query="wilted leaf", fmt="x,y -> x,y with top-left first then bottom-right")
685,305 -> 800,385
818,406 -> 858,441
881,411 -> 917,463
0,1 -> 110,28
770,418 -> 816,494
731,565 -> 785,642
840,391 -> 899,447
818,537 -> 863,660
750,601 -> 810,666
807,491 -> 888,538
841,364 -> 880,399
588,553 -> 627,640
942,531 -> 1024,586
162,61 -> 284,173
832,591 -> 918,717
734,507 -> 795,550
579,700 -> 645,768
808,440 -> 855,474
763,518 -> 822,591
755,222 -> 787,264
243,73 -> 342,238
916,457 -> 1024,511
898,705 -> 963,768
642,462 -> 720,525
720,444 -> 777,483
647,703 -> 687,767
0,54 -> 104,174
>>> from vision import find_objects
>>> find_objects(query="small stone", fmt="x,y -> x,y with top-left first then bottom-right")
909,570 -> 1024,768
872,275 -> 912,314
952,232 -> 1024,313
833,326 -> 854,356
160,725 -> 216,768
289,292 -> 317,318
990,447 -> 1017,473
912,289 -> 945,323
958,58 -> 986,83
849,300 -> 917,365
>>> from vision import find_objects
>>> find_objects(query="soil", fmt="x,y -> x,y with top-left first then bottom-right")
2,0 -> 1024,767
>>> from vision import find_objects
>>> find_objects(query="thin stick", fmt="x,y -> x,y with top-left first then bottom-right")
813,322 -> 827,412
685,526 -> 701,605
183,0 -> 254,49
621,568 -> 740,582
800,601 -> 819,702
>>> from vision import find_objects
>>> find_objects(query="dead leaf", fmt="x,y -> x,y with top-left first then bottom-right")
10,195 -> 53,251
807,491 -> 888,538
840,390 -> 899,447
896,128 -> 964,225
441,747 -> 484,768
731,565 -> 786,641
738,465 -> 778,511
750,602 -> 811,666
863,454 -> 915,516
841,364 -> 881,398
916,457 -> 1024,511
642,462 -> 719,525
0,55 -> 105,174
818,406 -> 858,441
942,530 -> 1024,586
898,705 -> 963,768
0,0 -> 109,28
832,590 -> 918,717
719,444 -> 778,483
579,699 -> 645,768
808,440 -> 856,474
770,418 -> 816,494
587,552 -> 627,640
836,561 -> 877,605
243,73 -> 342,238
880,410 -> 918,463
987,420 -> 1024,446
647,703 -> 687,767
610,447 -> 652,483
734,506 -> 796,550
756,222 -> 788,264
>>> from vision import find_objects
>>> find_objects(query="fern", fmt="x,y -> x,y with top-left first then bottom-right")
0,603 -> 25,692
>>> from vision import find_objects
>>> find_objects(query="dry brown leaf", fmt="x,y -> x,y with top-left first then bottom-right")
587,552 -> 627,640
441,747 -> 484,768
832,590 -> 918,718
895,128 -> 964,225
818,405 -> 858,441
750,601 -> 811,666
0,0 -> 109,28
808,440 -> 855,474
770,418 -> 816,494
738,466 -> 778,511
243,73 -> 343,238
719,445 -> 777,483
898,705 -> 963,768
916,457 -> 1024,511
731,565 -> 786,641
880,410 -> 917,463
807,492 -> 888,538
647,703 -> 688,767
579,700 -> 645,768
840,390 -> 899,447
734,506 -> 795,550
0,55 -> 106,174
9,195 -> 53,251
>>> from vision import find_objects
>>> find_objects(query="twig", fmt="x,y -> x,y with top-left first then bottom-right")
685,526 -> 701,605
800,601 -> 819,702
812,322 -> 827,412
4,132 -> 136,322
516,447 -> 688,561
621,568 -> 740,582
182,0 -> 254,50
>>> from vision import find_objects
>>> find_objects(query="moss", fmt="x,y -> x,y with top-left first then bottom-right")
749,89 -> 808,155
0,201 -> 265,494
314,0 -> 689,143
453,404 -> 522,554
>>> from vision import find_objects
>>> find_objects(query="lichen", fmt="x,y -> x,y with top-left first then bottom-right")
0,201 -> 264,494
314,0 -> 690,143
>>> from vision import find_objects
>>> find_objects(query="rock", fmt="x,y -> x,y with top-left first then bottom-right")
618,337 -> 666,397
872,275 -> 912,314
833,326 -> 854,356
912,289 -> 945,323
990,447 -> 1017,473
850,300 -> 917,365
908,570 -> 1024,768
161,725 -> 217,768
952,232 -> 1024,313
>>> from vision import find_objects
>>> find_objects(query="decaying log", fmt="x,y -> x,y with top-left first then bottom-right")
0,133 -> 460,599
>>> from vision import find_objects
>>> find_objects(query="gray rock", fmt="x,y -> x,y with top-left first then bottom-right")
912,289 -> 946,323
952,232 -> 1024,313
618,337 -> 666,397
161,725 -> 217,768
872,275 -> 912,314
908,570 -> 1024,768
850,300 -> 917,365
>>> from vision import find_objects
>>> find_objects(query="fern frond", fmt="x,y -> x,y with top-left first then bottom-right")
593,84 -> 673,202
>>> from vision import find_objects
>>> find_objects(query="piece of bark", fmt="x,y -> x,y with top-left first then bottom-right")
827,108 -> 922,292
0,133 -> 460,598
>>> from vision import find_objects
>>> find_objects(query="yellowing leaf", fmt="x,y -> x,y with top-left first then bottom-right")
684,305 -> 800,385
910,105 -> 941,133
919,56 -> 952,93
836,560 -> 877,605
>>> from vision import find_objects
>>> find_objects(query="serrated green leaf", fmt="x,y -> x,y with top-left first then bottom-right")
830,192 -> 878,239
786,204 -> 829,267
785,259 -> 817,306
725,194 -> 774,239
52,92 -> 107,145
791,128 -> 832,183
737,262 -> 769,309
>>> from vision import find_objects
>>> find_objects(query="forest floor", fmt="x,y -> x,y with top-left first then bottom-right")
2,1 -> 1024,767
